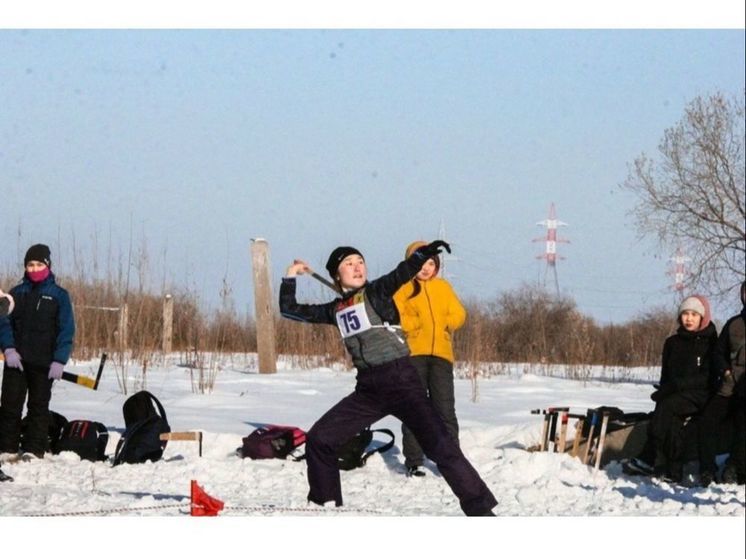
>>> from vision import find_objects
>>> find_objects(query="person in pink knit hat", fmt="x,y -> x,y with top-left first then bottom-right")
625,294 -> 718,482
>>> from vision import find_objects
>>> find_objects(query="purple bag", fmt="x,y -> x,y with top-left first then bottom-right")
239,425 -> 306,460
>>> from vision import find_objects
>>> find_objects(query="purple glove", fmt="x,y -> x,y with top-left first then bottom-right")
3,348 -> 23,371
48,362 -> 64,380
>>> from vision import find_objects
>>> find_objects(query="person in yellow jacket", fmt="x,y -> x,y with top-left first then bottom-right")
393,240 -> 467,477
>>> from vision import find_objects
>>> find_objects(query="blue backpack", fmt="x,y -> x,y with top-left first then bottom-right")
112,391 -> 171,466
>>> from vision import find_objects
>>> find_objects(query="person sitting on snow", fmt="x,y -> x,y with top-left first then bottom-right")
697,281 -> 745,486
626,295 -> 718,482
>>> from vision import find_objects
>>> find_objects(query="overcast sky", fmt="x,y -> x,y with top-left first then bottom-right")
1,6 -> 744,324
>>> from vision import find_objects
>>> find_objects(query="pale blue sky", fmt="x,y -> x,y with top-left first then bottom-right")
1,28 -> 744,323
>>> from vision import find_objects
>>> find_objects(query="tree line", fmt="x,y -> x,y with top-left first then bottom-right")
1,273 -> 678,368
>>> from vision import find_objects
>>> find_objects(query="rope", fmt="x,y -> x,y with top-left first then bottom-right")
26,502 -> 384,517
224,505 -> 384,515
28,503 -> 187,517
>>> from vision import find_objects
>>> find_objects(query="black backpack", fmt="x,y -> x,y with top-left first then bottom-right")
21,410 -> 68,452
336,428 -> 395,471
54,420 -> 109,462
581,406 -> 649,437
112,391 -> 171,466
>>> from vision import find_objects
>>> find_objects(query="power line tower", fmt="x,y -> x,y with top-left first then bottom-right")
534,202 -> 569,297
437,219 -> 458,280
668,247 -> 691,294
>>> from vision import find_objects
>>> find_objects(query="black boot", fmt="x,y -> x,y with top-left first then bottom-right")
699,470 -> 714,487
722,464 -> 738,484
406,465 -> 426,478
667,462 -> 683,483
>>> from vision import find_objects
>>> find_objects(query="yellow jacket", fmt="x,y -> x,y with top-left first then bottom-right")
394,277 -> 466,363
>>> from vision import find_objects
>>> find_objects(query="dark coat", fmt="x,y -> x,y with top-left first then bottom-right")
0,273 -> 75,367
658,322 -> 718,402
713,308 -> 746,399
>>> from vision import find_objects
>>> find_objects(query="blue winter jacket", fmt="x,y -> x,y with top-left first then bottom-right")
0,273 -> 75,367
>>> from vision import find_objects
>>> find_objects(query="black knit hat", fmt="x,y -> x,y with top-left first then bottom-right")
325,246 -> 363,278
24,244 -> 52,267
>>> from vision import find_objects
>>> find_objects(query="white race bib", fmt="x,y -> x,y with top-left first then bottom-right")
335,293 -> 373,338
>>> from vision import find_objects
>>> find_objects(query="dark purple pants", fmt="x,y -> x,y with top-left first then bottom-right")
304,357 -> 497,516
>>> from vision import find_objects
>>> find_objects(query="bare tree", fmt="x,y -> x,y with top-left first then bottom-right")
621,91 -> 745,297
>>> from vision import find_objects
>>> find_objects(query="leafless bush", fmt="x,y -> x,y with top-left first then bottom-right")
0,274 -> 676,379
189,351 -> 222,394
455,284 -> 674,370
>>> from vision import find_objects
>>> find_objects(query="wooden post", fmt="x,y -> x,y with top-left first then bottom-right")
557,412 -> 569,454
539,410 -> 550,452
160,431 -> 203,457
251,238 -> 277,374
594,413 -> 611,471
162,294 -> 173,354
571,418 -> 585,458
547,410 -> 559,452
583,411 -> 598,465
118,303 -> 129,350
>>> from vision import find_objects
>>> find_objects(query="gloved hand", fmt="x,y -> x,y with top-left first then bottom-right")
48,362 -> 64,380
414,240 -> 451,260
650,382 -> 676,402
717,370 -> 736,397
3,348 -> 23,371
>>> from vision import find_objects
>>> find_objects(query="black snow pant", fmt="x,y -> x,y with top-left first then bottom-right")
649,391 -> 707,471
698,394 -> 746,476
0,361 -> 53,456
304,357 -> 497,516
402,355 -> 459,468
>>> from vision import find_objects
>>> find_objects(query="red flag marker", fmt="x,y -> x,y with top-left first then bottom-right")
190,480 -> 225,516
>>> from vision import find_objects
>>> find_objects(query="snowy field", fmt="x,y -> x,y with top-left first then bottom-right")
1,355 -> 743,557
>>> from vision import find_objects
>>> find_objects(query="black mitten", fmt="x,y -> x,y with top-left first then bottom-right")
414,240 -> 451,260
650,382 -> 676,402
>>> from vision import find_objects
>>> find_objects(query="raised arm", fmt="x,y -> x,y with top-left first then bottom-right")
279,260 -> 338,325
370,240 -> 452,299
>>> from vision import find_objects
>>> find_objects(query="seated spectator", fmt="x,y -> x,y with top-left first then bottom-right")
625,295 -> 717,482
697,281 -> 745,486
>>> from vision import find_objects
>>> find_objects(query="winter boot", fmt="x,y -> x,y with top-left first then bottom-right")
406,465 -> 426,478
699,470 -> 715,487
721,464 -> 739,484
666,461 -> 683,483
624,457 -> 654,476
20,450 -> 43,462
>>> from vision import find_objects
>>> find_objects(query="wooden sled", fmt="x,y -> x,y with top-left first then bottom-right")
528,418 -> 649,469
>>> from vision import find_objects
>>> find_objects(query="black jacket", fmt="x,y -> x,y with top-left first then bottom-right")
713,308 -> 746,399
658,322 -> 718,398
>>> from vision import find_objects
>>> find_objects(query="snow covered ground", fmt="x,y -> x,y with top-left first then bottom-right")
1,355 -> 743,557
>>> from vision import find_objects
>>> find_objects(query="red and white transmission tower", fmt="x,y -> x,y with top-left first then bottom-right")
668,247 -> 691,293
534,202 -> 569,296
